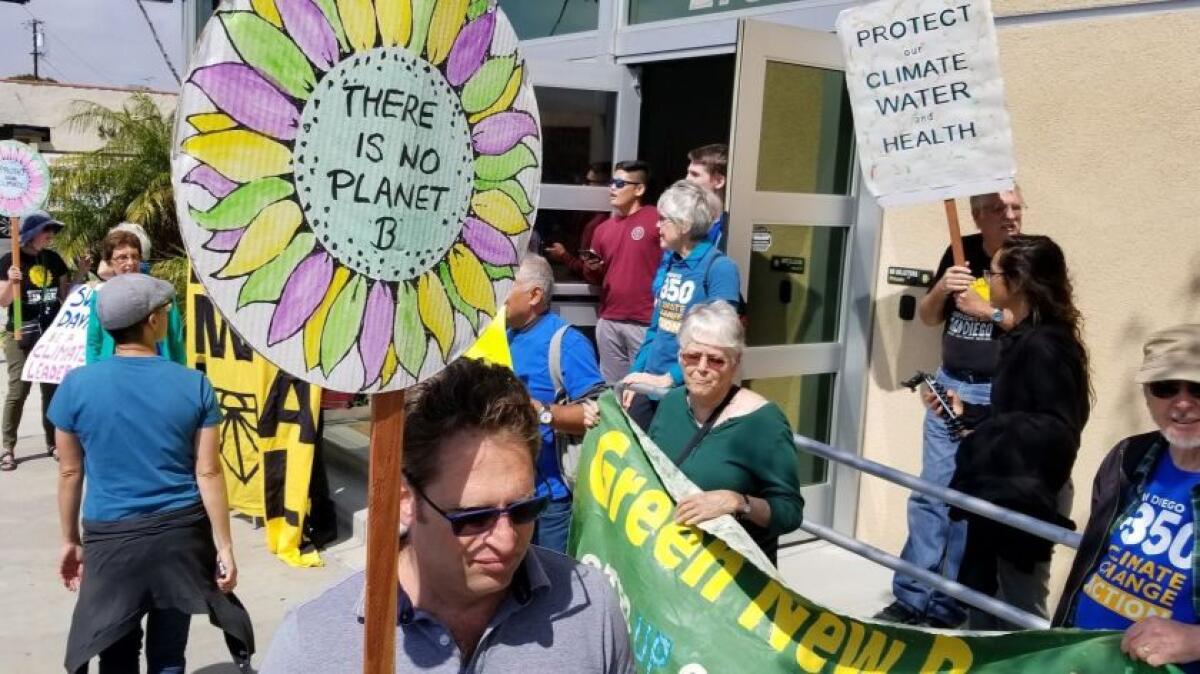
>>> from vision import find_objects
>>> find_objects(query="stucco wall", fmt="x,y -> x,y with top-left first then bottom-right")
0,79 -> 176,156
855,6 -> 1200,610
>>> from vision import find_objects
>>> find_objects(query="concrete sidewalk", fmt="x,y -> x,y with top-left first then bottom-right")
0,370 -> 360,672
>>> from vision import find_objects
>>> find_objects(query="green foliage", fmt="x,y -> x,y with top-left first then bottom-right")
49,93 -> 183,271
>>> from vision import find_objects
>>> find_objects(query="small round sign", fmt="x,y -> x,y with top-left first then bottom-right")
0,140 -> 51,218
173,0 -> 541,394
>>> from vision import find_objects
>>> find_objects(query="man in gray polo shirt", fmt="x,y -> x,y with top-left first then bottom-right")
261,357 -> 634,673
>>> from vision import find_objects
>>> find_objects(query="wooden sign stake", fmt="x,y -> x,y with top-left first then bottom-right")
10,216 -> 21,340
363,389 -> 407,674
943,198 -> 967,267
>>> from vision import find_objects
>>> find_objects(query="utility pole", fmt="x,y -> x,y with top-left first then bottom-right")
26,19 -> 44,80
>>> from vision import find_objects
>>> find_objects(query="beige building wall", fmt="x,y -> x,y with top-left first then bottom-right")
0,79 -> 176,157
855,5 -> 1200,609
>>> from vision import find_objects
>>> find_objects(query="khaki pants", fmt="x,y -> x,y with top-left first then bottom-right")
3,333 -> 58,453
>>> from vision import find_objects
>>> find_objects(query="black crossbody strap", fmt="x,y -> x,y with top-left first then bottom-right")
674,385 -> 739,468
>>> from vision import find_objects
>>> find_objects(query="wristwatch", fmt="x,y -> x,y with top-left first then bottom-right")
735,493 -> 752,519
991,308 -> 1005,324
538,405 -> 554,426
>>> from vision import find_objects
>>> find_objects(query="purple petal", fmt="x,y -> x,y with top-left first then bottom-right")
190,63 -> 301,141
463,217 -> 518,265
358,282 -> 394,386
205,228 -> 245,252
472,111 -> 537,155
268,253 -> 333,345
446,11 -> 495,87
184,164 -> 238,198
275,0 -> 339,72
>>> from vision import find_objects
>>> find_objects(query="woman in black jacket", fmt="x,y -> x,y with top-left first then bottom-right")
929,234 -> 1091,630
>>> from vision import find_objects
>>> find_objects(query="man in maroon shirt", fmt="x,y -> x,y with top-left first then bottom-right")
577,160 -> 661,383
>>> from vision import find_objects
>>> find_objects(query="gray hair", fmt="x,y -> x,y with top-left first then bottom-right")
678,301 -> 744,355
657,180 -> 720,242
970,184 -> 1023,213
515,254 -> 554,298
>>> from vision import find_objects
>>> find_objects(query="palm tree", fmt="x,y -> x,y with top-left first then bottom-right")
50,93 -> 187,298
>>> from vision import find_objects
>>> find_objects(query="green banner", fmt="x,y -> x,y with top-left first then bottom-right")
569,393 -> 1178,673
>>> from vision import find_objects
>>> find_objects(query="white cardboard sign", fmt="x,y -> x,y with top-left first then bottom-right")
22,284 -> 93,385
836,0 -> 1016,207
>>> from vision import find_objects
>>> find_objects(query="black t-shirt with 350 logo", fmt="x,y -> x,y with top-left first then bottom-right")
1,249 -> 68,333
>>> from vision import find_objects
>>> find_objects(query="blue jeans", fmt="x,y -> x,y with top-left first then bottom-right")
533,496 -> 573,554
892,367 -> 991,625
92,609 -> 191,674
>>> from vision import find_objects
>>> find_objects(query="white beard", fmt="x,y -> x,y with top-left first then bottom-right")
1164,427 -> 1200,451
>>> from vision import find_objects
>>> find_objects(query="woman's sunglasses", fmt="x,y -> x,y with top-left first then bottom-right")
404,472 -> 548,536
609,178 -> 641,189
680,351 -> 729,370
1147,380 -> 1200,400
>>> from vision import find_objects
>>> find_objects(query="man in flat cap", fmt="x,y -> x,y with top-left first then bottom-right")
49,273 -> 254,673
1054,324 -> 1200,672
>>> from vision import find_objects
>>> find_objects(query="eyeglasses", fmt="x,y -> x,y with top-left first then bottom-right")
1147,380 -> 1200,400
111,254 -> 141,264
680,351 -> 730,370
983,270 -> 1006,282
609,178 -> 642,189
404,471 -> 548,536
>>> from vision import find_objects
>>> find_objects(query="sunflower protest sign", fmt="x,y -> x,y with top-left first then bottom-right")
172,0 -> 540,394
571,393 -> 1180,673
187,278 -> 323,568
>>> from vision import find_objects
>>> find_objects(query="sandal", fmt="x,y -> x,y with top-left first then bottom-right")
47,446 -> 58,462
0,451 -> 15,471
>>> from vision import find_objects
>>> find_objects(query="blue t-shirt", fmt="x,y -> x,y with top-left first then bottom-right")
1074,451 -> 1197,669
48,356 -> 223,522
631,242 -> 740,386
508,313 -> 604,500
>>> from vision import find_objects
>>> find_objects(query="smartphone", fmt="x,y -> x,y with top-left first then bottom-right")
578,249 -> 602,263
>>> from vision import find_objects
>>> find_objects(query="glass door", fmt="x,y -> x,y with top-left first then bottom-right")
726,20 -> 879,536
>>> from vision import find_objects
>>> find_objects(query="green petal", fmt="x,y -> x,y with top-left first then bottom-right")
467,0 -> 488,20
237,232 -> 316,307
474,143 -> 536,182
220,12 -> 316,99
320,275 -> 368,375
461,55 -> 516,114
482,262 -> 516,281
437,262 -> 479,331
189,177 -> 294,231
474,178 -> 532,214
408,0 -> 437,57
393,282 -> 427,377
310,0 -> 350,51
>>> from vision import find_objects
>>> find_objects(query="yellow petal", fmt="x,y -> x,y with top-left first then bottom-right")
418,271 -> 454,361
338,0 -> 378,51
182,130 -> 291,183
303,266 -> 351,371
471,190 -> 529,235
187,112 -> 237,133
376,0 -> 412,47
425,0 -> 468,65
216,201 -> 303,278
251,0 -> 283,27
448,243 -> 495,317
380,343 -> 399,386
468,64 -> 522,125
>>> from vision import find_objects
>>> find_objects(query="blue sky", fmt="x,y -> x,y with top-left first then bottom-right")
0,0 -> 184,91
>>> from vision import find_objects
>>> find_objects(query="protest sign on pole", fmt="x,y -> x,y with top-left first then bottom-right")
836,0 -> 1016,264
572,394 -> 1178,673
173,2 -> 540,670
21,284 -> 92,384
0,140 -> 53,339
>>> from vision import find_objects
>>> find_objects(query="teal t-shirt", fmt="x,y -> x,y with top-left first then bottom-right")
647,387 -> 804,561
48,356 -> 223,522
85,285 -> 186,365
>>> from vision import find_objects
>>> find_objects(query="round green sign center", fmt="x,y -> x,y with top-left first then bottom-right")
294,48 -> 474,282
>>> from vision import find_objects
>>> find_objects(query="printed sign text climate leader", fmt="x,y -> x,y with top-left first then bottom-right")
852,4 -> 979,154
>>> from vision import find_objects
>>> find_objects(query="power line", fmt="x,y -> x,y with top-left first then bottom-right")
133,0 -> 181,84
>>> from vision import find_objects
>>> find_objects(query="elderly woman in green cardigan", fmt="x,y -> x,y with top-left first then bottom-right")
85,229 -> 185,364
646,301 -> 804,564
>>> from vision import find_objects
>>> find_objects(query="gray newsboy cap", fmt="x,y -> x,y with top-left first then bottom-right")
98,273 -> 175,331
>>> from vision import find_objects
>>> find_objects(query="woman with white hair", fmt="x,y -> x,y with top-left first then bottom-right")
621,180 -> 740,428
647,301 -> 803,564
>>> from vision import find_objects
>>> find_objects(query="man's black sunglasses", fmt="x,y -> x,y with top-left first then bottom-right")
403,471 -> 548,536
1147,380 -> 1200,400
609,178 -> 641,189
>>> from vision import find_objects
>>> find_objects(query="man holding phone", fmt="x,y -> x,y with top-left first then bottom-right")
574,160 -> 661,383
